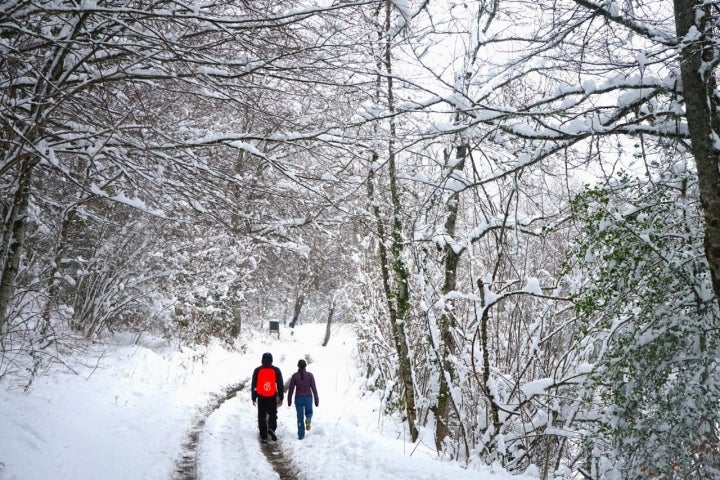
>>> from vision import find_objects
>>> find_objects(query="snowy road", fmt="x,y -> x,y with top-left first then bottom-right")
196,394 -> 299,479
2,324 -> 534,480
186,325 -> 537,480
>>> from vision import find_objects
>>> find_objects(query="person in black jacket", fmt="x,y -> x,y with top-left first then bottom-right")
251,352 -> 284,443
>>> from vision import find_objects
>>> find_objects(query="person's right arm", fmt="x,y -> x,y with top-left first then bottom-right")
251,368 -> 258,403
287,374 -> 296,406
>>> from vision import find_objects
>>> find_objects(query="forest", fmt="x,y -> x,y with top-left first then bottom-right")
1,0 -> 719,478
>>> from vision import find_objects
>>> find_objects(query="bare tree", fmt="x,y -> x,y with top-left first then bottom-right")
0,1 -> 374,363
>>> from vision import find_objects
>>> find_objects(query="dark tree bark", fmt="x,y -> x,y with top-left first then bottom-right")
0,162 -> 33,332
673,0 -> 720,299
434,145 -> 467,452
322,300 -> 334,347
367,151 -> 419,443
289,292 -> 305,328
382,0 -> 419,443
41,205 -> 77,335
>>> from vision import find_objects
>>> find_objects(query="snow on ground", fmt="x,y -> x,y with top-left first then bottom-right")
0,323 -> 537,480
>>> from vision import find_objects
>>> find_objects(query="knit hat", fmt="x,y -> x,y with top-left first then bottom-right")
262,352 -> 273,366
297,359 -> 307,369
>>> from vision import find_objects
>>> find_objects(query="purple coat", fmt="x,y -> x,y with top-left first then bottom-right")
288,369 -> 319,405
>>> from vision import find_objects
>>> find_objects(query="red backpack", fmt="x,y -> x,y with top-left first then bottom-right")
256,367 -> 277,397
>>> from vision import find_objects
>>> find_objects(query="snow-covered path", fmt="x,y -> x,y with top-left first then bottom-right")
1,324 -> 536,480
194,324 -> 536,480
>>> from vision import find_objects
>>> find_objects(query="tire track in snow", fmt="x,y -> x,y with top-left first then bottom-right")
261,440 -> 301,479
173,381 -> 245,480
173,380 -> 299,480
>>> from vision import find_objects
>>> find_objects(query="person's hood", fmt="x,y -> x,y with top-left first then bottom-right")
261,352 -> 273,366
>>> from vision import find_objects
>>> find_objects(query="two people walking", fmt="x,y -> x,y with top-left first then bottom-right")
251,353 -> 319,442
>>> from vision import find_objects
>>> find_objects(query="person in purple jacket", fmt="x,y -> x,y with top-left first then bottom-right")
287,359 -> 319,440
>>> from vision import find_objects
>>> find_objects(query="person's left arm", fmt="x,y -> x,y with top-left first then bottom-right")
275,366 -> 284,403
310,373 -> 319,406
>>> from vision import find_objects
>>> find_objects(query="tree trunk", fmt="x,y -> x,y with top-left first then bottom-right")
673,0 -> 720,300
289,291 -> 305,328
41,206 -> 77,335
367,151 -> 420,443
231,305 -> 242,338
0,162 -> 33,332
478,278 -> 501,440
382,0 -> 419,443
434,145 -> 467,453
322,300 -> 334,347
363,0 -> 420,444
289,271 -> 309,328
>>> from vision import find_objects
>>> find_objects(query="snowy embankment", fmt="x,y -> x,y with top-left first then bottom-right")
1,324 -> 536,480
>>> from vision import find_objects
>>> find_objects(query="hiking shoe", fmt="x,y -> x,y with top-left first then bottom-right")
261,438 -> 269,444
305,418 -> 311,431
268,430 -> 277,441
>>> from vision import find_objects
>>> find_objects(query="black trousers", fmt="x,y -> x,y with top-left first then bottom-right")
256,396 -> 278,439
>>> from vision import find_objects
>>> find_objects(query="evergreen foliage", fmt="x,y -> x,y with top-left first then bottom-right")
568,165 -> 720,478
